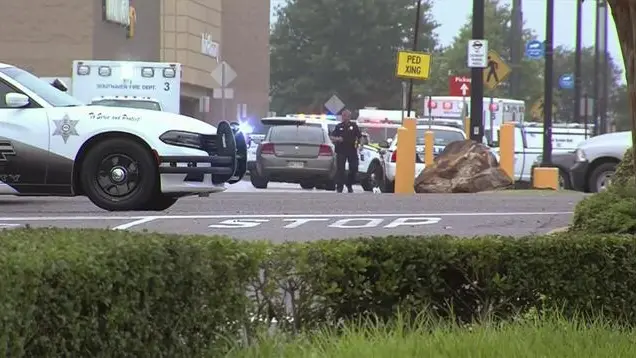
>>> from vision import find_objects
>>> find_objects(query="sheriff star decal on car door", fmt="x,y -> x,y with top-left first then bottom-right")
52,115 -> 79,143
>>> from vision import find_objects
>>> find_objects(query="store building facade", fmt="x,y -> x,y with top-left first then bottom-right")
0,0 -> 270,123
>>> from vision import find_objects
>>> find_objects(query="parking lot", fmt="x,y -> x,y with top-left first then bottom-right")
0,181 -> 585,240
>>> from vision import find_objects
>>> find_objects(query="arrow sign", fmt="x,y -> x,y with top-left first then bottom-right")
460,84 -> 469,96
448,75 -> 471,96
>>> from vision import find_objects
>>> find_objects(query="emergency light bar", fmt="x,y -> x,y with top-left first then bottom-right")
76,62 -> 177,78
261,117 -> 307,126
285,114 -> 337,121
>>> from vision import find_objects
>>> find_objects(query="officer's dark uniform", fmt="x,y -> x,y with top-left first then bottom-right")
330,120 -> 361,192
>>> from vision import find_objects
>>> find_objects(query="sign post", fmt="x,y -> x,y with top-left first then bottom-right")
324,94 -> 345,115
580,94 -> 594,138
467,39 -> 488,142
558,74 -> 574,90
483,50 -> 512,90
211,60 -> 237,121
525,40 -> 545,60
448,75 -> 471,97
395,51 -> 432,81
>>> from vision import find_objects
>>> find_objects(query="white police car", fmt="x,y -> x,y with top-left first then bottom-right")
0,63 -> 246,211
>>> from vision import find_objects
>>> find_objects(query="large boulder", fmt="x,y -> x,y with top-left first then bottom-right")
414,140 -> 513,193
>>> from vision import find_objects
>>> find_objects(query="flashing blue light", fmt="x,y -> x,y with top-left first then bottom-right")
238,121 -> 253,134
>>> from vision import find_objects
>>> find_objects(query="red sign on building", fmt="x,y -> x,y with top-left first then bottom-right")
448,76 -> 471,97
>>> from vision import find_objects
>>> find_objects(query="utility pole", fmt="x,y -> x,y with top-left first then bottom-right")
593,0 -> 601,135
470,0 -> 485,142
573,0 -> 583,125
405,0 -> 422,116
541,0 -> 554,166
509,0 -> 522,98
599,0 -> 609,134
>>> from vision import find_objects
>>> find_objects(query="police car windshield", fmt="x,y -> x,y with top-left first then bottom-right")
91,99 -> 162,111
0,67 -> 83,107
415,129 -> 465,146
255,121 -> 321,135
269,125 -> 325,144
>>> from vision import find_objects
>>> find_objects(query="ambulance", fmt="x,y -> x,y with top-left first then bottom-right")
423,96 -> 526,129
70,60 -> 181,113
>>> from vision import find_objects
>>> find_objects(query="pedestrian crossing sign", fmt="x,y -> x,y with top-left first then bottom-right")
483,50 -> 511,90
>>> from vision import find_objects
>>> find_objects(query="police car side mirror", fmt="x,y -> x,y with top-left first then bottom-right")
360,136 -> 369,146
5,93 -> 30,108
378,140 -> 390,148
51,78 -> 68,92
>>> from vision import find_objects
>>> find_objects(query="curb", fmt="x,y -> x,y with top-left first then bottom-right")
546,226 -> 570,235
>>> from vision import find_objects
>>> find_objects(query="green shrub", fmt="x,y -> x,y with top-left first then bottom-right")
5,229 -> 636,356
571,183 -> 636,234
0,228 -> 261,357
613,147 -> 635,187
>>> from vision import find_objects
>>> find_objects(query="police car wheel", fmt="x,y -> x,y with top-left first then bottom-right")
250,174 -> 268,189
80,138 -> 158,211
324,181 -> 336,191
361,163 -> 381,192
380,178 -> 394,193
300,181 -> 314,190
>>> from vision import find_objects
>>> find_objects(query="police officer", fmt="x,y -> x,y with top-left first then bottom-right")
329,109 -> 362,193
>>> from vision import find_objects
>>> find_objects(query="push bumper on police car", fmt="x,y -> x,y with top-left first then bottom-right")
156,121 -> 247,194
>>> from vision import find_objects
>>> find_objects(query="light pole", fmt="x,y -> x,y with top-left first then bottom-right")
405,0 -> 422,116
541,0 -> 554,166
470,0 -> 485,142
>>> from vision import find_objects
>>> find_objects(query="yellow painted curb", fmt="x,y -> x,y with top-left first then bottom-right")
546,226 -> 570,235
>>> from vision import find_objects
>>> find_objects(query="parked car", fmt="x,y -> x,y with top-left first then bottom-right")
569,131 -> 632,193
250,124 -> 337,190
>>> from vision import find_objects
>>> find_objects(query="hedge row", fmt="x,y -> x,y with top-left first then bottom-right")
3,229 -> 636,356
613,147 -> 634,186
571,147 -> 635,234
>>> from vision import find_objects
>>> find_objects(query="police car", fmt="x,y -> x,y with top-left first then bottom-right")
0,62 -> 246,211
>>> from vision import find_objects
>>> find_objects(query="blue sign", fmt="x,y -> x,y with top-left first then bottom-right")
559,74 -> 574,89
525,40 -> 544,59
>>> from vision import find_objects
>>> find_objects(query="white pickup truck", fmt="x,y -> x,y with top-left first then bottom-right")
488,123 -> 589,185
0,62 -> 246,211
569,131 -> 633,192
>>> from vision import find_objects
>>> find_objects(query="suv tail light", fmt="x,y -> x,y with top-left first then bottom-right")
318,144 -> 333,156
390,151 -> 397,162
260,142 -> 275,155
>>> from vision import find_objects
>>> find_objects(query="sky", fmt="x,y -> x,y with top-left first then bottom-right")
270,0 -> 625,78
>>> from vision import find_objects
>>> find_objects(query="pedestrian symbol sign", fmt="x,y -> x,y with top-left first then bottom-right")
395,50 -> 432,80
482,50 -> 511,90
530,98 -> 558,120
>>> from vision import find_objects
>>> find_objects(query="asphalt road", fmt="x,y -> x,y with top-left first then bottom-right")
0,181 -> 587,241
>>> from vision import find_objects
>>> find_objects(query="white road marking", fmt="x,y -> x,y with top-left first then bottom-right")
112,217 -> 157,230
0,223 -> 21,228
0,211 -> 573,221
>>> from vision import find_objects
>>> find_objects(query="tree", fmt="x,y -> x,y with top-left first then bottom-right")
429,0 -> 544,105
552,46 -> 623,124
608,0 -> 636,172
269,0 -> 439,114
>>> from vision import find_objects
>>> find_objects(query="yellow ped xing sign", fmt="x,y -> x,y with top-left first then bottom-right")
395,50 -> 432,80
483,50 -> 511,90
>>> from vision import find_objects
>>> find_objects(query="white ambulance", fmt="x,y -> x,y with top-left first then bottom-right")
71,60 -> 181,113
